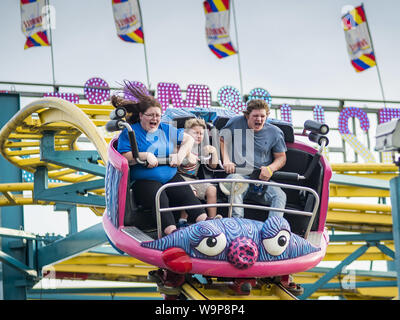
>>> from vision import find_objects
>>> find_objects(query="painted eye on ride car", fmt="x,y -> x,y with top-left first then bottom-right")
195,233 -> 227,256
262,230 -> 290,256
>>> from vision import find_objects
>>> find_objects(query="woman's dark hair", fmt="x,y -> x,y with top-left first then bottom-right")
111,81 -> 161,124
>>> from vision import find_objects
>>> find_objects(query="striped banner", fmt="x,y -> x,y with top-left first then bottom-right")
204,0 -> 237,58
350,52 -> 376,73
20,0 -> 50,49
112,0 -> 144,44
342,5 -> 376,72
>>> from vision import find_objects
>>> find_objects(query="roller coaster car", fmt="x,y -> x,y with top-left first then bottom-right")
102,109 -> 332,285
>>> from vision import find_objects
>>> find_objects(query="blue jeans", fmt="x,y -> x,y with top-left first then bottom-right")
226,174 -> 287,219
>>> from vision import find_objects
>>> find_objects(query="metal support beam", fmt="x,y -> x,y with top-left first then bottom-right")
331,173 -> 390,190
308,266 -> 397,279
40,131 -> 105,177
330,232 -> 393,242
33,130 -> 106,206
0,93 -> 28,299
37,223 -> 107,268
302,280 -> 397,291
26,285 -> 162,300
33,166 -> 105,207
299,244 -> 370,299
54,204 -> 77,235
26,293 -> 161,300
0,227 -> 37,240
375,243 -> 395,260
0,250 -> 37,278
389,176 -> 400,298
27,286 -> 158,295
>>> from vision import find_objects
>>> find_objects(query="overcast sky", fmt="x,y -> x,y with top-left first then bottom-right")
1,0 -> 400,102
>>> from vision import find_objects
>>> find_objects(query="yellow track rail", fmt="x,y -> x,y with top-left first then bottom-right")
0,98 -> 115,214
330,163 -> 397,198
46,254 -> 297,300
0,98 -> 112,183
327,202 -> 392,232
181,279 -> 297,300
0,182 -> 104,215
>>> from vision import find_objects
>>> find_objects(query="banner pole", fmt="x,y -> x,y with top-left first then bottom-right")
362,3 -> 386,107
138,0 -> 151,90
46,0 -> 56,91
231,0 -> 244,96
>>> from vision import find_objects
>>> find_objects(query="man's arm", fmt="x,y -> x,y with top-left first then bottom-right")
220,137 -> 236,174
203,145 -> 219,169
259,152 -> 286,181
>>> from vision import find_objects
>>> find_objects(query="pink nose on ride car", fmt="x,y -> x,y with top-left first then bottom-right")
227,237 -> 259,269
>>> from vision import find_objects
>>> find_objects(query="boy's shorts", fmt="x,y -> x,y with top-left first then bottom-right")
180,175 -> 214,200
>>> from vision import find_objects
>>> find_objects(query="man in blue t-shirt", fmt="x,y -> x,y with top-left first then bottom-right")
219,99 -> 287,219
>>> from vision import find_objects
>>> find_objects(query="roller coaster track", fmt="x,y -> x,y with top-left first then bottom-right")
0,97 -> 109,169
0,97 -> 112,214
0,97 -> 398,300
44,251 -> 397,300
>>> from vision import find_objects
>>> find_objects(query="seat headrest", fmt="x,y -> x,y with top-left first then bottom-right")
268,119 -> 294,143
172,116 -> 196,129
213,116 -> 231,130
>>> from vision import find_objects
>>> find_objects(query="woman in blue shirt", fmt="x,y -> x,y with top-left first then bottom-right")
114,83 -> 207,235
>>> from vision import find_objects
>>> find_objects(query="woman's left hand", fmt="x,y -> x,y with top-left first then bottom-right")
203,145 -> 217,155
146,152 -> 159,168
169,153 -> 179,167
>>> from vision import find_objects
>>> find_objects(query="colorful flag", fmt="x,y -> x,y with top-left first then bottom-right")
20,0 -> 50,49
112,0 -> 144,44
204,0 -> 237,58
342,5 -> 376,72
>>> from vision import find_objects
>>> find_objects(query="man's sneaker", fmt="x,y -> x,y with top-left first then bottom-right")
206,214 -> 223,220
177,219 -> 189,229
219,174 -> 249,196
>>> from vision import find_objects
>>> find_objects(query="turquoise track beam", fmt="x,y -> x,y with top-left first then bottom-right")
27,293 -> 161,300
33,166 -> 105,207
389,176 -> 400,298
37,223 -> 107,268
331,173 -> 390,190
54,204 -> 78,235
0,227 -> 37,240
301,233 -> 396,299
33,130 -> 106,207
27,285 -> 162,300
330,232 -> 393,242
301,280 -> 397,291
299,244 -> 370,299
0,93 -> 28,299
40,131 -> 105,177
375,243 -> 395,260
308,266 -> 397,280
0,250 -> 37,278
